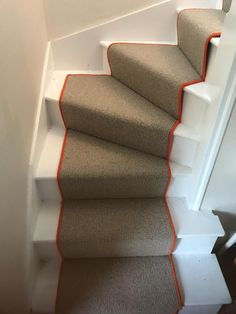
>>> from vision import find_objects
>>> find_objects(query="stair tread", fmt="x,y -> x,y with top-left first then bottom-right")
178,9 -> 225,76
32,254 -> 231,313
59,198 -> 173,258
59,130 -> 168,199
61,75 -> 175,158
55,257 -> 180,314
33,198 -> 224,247
108,43 -> 200,119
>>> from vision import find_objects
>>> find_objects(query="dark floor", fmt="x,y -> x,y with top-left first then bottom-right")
217,246 -> 236,313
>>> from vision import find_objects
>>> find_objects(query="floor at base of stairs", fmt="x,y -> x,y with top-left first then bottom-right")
217,246 -> 236,313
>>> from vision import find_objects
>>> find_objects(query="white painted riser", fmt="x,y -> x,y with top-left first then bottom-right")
34,235 -> 219,261
182,82 -> 220,131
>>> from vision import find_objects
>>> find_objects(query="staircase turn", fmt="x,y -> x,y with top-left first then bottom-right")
35,2 -> 232,313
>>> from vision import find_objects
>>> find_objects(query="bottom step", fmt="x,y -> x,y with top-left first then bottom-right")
32,254 -> 231,314
56,256 -> 180,314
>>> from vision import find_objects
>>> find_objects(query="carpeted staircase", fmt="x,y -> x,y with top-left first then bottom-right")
55,2 -> 231,313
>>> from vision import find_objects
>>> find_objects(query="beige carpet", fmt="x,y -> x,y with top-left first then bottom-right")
60,75 -> 174,157
108,44 -> 200,119
56,257 -> 179,314
178,9 -> 225,76
59,198 -> 173,258
59,131 -> 168,200
56,7 -> 226,314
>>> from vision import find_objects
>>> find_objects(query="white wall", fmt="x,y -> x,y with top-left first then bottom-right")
43,0 -> 163,40
0,1 -> 48,313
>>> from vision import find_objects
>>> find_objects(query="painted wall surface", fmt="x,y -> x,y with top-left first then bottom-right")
0,1 -> 47,313
202,100 -> 236,230
43,0 -> 163,40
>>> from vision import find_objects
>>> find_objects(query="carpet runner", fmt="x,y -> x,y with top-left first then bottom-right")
55,4 -> 229,314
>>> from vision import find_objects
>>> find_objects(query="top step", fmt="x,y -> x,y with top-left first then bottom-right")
177,9 -> 225,77
108,43 -> 200,119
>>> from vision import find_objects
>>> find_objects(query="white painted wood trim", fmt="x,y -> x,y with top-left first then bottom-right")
173,254 -> 231,306
26,42 -> 54,308
191,54 -> 236,210
179,305 -> 222,314
168,197 -> 224,238
32,259 -> 61,314
186,1 -> 236,210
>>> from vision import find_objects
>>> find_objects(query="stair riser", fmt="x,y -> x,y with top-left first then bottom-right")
36,173 -> 191,201
181,42 -> 219,130
46,98 -> 198,167
182,92 -> 209,130
167,176 -> 191,198
36,178 -> 61,201
34,242 -> 59,261
35,242 -> 169,260
171,134 -> 199,167
34,237 -> 217,261
46,98 -> 64,129
174,237 -> 218,255
32,259 -> 61,314
205,38 -> 218,83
